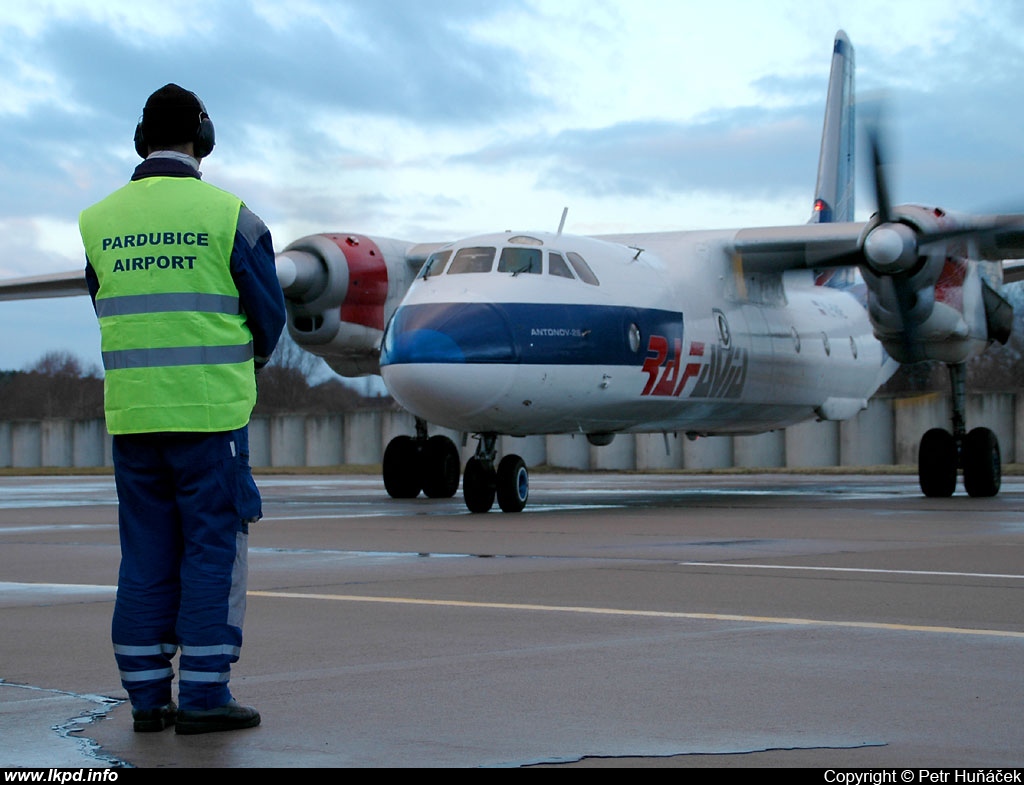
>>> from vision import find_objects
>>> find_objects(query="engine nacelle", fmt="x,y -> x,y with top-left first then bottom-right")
276,233 -> 431,377
859,206 -> 1000,364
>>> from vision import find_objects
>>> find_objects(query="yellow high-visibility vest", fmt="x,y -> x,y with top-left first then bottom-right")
80,176 -> 256,434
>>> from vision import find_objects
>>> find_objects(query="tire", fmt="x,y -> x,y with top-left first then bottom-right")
421,435 -> 461,499
963,427 -> 1001,498
496,455 -> 529,513
382,435 -> 422,499
462,457 -> 496,513
918,427 -> 957,498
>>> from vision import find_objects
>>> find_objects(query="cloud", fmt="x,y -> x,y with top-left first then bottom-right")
459,107 -> 821,200
4,0 -> 1024,372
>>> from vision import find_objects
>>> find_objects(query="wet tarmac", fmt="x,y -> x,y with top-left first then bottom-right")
2,472 -> 1024,768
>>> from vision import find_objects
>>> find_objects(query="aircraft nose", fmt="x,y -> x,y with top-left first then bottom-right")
382,302 -> 519,365
380,302 -> 520,425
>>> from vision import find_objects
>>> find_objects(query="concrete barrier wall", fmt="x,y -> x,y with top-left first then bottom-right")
1,393 -> 1019,470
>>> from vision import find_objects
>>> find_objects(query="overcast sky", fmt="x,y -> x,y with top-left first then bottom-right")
1,0 -> 1023,375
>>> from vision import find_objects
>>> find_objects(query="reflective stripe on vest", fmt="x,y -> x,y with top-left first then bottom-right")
102,343 -> 254,371
80,176 -> 256,434
94,292 -> 241,318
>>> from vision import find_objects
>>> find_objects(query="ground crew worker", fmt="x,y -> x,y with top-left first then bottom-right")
79,84 -> 286,735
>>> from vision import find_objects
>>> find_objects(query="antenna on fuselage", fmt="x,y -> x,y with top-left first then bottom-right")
557,207 -> 568,236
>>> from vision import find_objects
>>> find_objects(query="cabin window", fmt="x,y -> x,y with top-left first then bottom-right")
567,252 -> 600,285
498,247 -> 541,275
447,247 -> 495,274
548,252 -> 574,279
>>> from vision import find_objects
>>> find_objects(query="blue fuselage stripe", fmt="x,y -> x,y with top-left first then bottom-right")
381,302 -> 684,367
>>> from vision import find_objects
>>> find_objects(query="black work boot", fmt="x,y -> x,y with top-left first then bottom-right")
132,702 -> 177,732
175,699 -> 261,735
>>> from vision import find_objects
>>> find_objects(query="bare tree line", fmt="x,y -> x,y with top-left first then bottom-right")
0,335 -> 393,421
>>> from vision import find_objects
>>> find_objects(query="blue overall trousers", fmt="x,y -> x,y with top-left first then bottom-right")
110,427 -> 262,711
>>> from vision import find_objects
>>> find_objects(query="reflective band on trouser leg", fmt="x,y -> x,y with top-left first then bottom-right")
114,643 -> 180,657
119,666 -> 176,683
113,643 -> 177,708
178,668 -> 231,684
181,644 -> 242,657
177,644 -> 238,708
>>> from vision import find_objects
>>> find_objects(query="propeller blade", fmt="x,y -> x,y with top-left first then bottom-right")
862,98 -> 894,225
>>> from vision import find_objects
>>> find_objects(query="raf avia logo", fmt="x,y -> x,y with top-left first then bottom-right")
641,337 -> 748,399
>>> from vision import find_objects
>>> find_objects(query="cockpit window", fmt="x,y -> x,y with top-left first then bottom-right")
420,249 -> 452,279
447,246 -> 495,274
548,252 -> 574,279
567,252 -> 600,285
498,247 -> 541,275
440,244 -> 599,284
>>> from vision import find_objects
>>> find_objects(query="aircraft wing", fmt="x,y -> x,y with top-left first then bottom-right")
731,222 -> 867,272
0,270 -> 88,301
733,214 -> 1024,278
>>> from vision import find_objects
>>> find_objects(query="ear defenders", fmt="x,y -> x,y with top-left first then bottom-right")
134,91 -> 216,160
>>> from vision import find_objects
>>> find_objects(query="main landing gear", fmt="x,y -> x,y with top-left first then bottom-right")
382,424 -> 529,513
382,419 -> 460,500
918,363 -> 1001,498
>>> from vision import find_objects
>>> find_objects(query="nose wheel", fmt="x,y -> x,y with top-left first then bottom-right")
462,434 -> 529,513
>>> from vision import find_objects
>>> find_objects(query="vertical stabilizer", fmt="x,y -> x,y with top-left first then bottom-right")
810,31 -> 855,224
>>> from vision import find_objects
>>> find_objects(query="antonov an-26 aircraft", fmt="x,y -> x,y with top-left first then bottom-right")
4,31 -> 1024,513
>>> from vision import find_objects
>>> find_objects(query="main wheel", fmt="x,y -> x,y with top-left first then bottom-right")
382,435 -> 422,499
462,457 -> 496,513
496,454 -> 529,513
963,427 -> 1001,498
918,427 -> 957,498
421,435 -> 461,499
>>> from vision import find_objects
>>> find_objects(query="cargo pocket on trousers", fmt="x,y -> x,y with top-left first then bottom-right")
217,458 -> 263,532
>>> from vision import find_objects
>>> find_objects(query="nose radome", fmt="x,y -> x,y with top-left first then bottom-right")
381,302 -> 518,366
380,301 -> 520,428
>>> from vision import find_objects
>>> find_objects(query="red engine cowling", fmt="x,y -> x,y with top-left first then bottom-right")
276,233 -> 427,377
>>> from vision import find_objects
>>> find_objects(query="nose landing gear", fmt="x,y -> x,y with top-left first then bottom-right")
462,434 -> 529,513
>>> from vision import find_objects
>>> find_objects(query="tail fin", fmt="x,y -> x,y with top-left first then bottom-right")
810,31 -> 855,224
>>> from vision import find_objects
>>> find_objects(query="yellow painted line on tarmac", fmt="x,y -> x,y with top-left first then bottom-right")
247,590 -> 1024,639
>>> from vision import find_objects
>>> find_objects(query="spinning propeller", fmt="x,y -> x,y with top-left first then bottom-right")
860,103 -> 1020,280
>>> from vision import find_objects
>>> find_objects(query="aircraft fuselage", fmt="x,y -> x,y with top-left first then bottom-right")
380,229 -> 889,438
